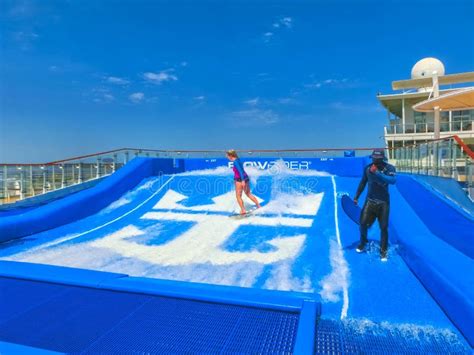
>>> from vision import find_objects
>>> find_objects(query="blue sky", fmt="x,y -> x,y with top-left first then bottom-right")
1,0 -> 473,163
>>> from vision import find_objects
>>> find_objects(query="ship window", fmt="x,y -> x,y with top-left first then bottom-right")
441,111 -> 449,132
452,110 -> 473,131
414,111 -> 427,133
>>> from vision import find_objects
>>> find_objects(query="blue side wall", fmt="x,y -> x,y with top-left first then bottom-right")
396,174 -> 474,259
391,186 -> 474,347
0,158 -> 177,242
411,174 -> 474,217
0,157 -> 368,242
0,176 -> 107,216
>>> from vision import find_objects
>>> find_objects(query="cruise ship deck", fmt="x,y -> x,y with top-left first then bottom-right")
0,154 -> 472,353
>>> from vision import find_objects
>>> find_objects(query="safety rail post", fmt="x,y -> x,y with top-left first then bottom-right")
467,160 -> 474,200
61,165 -> 65,188
427,142 -> 432,175
448,139 -> 453,179
417,144 -> 421,174
19,168 -> 24,200
78,163 -> 82,183
96,158 -> 101,178
465,156 -> 470,189
426,142 -> 430,175
29,165 -> 34,197
51,165 -> 56,190
42,166 -> 46,194
400,146 -> 404,172
410,145 -> 414,174
2,166 -> 7,203
425,142 -> 432,175
403,147 -> 407,173
401,147 -> 405,169
113,154 -> 117,172
452,140 -> 458,179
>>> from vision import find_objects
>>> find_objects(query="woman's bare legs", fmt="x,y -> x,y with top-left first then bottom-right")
243,181 -> 261,208
235,181 -> 246,214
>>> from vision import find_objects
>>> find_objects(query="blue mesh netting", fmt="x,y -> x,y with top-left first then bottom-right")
0,277 -> 298,354
315,318 -> 469,354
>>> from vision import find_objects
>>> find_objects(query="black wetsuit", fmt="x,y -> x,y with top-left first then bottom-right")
354,162 -> 396,254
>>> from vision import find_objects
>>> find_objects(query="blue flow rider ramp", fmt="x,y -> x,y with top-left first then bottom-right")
0,157 -> 472,352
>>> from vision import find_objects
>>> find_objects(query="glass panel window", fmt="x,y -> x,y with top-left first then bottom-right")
414,111 -> 427,133
441,111 -> 450,132
452,110 -> 473,131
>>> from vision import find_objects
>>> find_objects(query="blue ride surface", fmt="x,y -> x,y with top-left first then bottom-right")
0,157 -> 472,352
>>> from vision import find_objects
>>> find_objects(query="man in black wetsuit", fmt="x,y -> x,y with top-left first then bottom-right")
353,149 -> 396,261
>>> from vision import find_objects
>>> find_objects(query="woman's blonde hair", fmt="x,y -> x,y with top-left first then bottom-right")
226,149 -> 238,158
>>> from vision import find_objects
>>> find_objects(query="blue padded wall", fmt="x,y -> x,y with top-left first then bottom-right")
413,175 -> 474,216
183,157 -> 371,177
390,188 -> 474,347
0,156 -> 368,243
0,158 -> 178,242
396,174 -> 474,259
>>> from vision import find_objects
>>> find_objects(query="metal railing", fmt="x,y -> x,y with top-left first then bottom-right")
391,135 -> 474,200
385,120 -> 474,135
2,140 -> 473,205
0,147 -> 380,205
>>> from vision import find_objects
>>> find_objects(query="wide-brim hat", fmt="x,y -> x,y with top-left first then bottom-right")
371,149 -> 386,159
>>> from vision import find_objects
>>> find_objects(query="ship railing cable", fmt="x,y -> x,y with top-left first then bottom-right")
0,147 -> 383,205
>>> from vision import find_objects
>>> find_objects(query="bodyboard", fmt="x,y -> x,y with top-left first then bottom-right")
341,194 -> 362,225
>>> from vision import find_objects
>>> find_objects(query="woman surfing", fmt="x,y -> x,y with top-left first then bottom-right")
226,149 -> 261,215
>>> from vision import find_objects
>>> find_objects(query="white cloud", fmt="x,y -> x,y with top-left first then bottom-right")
93,91 -> 115,103
281,17 -> 293,28
12,31 -> 39,50
129,92 -> 145,103
265,16 -> 292,42
228,109 -> 279,127
143,70 -> 178,84
103,93 -> 115,102
106,76 -> 129,85
194,96 -> 205,101
181,61 -> 188,67
278,97 -> 297,104
304,78 -> 350,89
244,97 -> 259,106
263,32 -> 274,43
13,31 -> 39,41
329,101 -> 383,113
272,17 -> 293,29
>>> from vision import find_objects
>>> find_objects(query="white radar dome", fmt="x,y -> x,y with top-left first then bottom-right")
411,57 -> 445,79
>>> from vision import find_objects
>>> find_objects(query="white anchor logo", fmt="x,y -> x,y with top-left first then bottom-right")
91,189 -> 324,266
